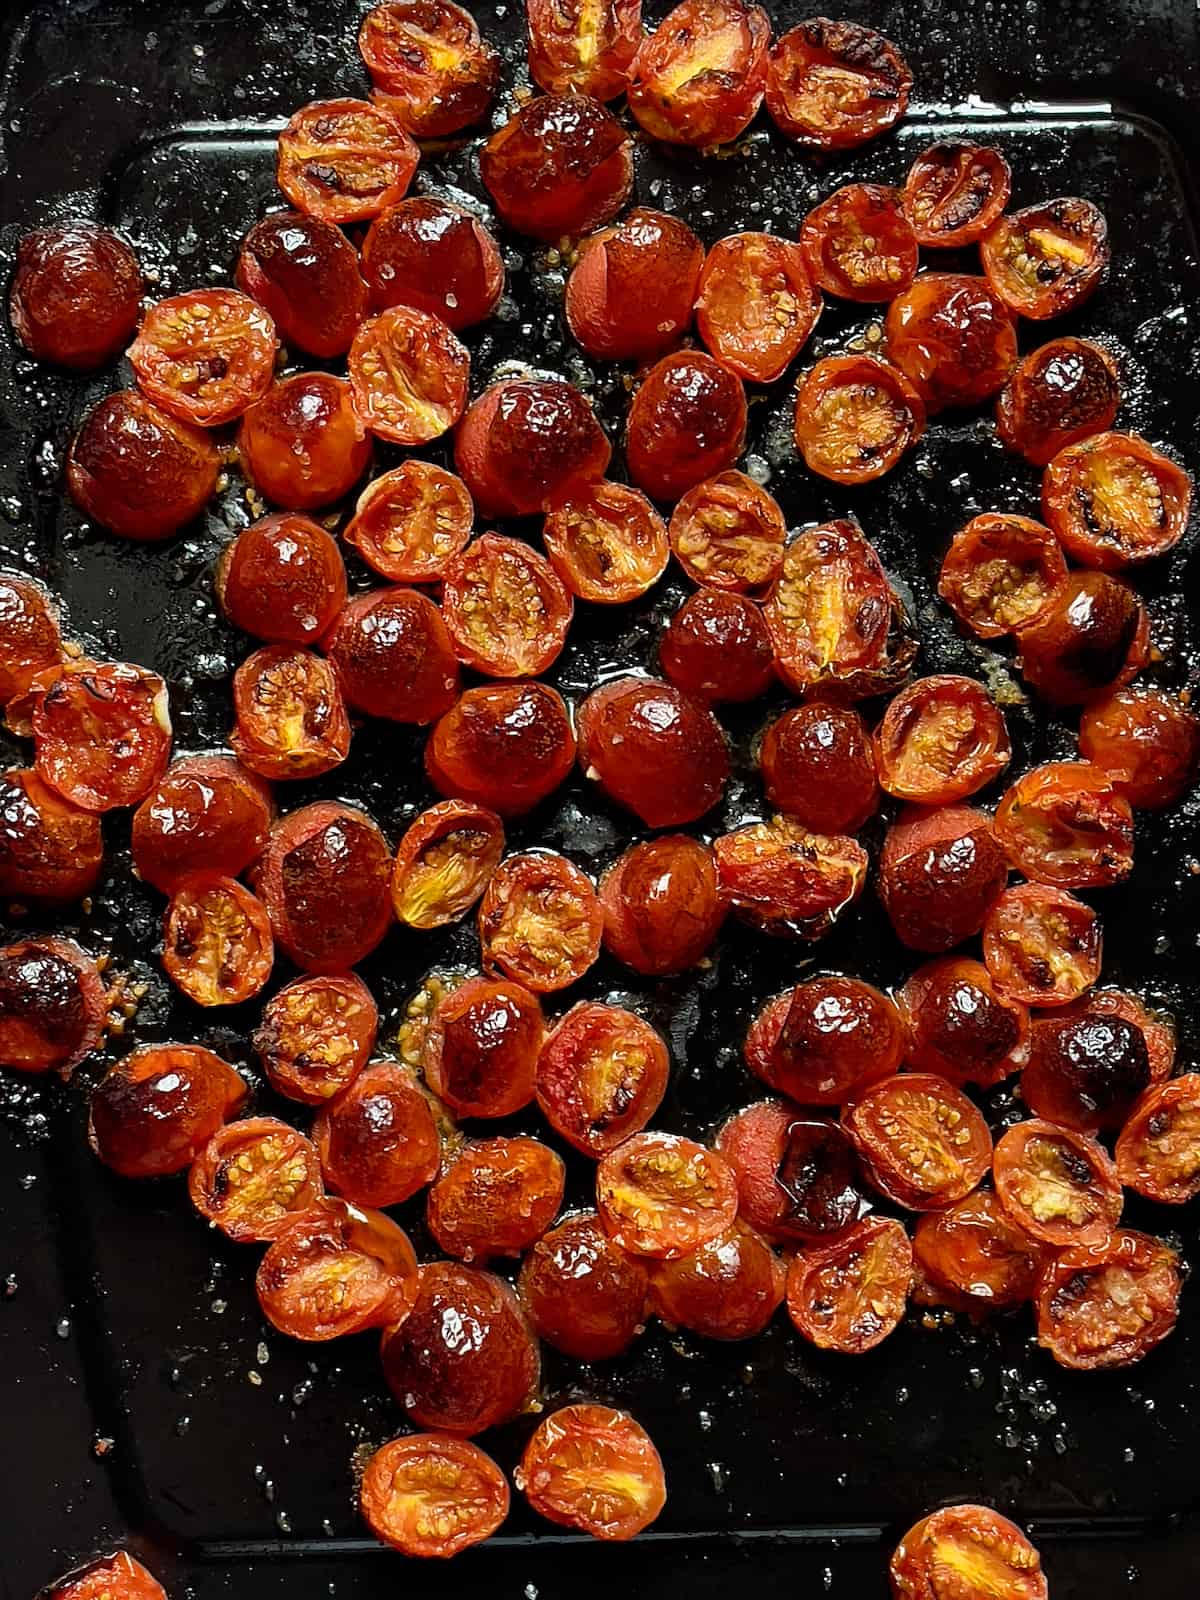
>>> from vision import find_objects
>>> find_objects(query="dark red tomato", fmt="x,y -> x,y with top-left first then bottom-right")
745,976 -> 902,1105
716,816 -> 868,939
361,197 -> 503,329
668,470 -> 785,594
890,1506 -> 1047,1600
996,337 -> 1121,468
0,573 -> 61,705
695,232 -> 821,384
391,799 -> 504,929
874,675 -> 1011,805
716,1100 -> 869,1243
625,351 -> 747,502
216,514 -> 347,645
188,1117 -> 324,1242
759,703 -> 879,833
878,804 -> 1007,953
380,1261 -> 540,1433
425,681 -> 576,817
322,586 -> 459,723
628,0 -> 769,147
598,834 -> 726,975
1080,687 -> 1200,810
903,141 -> 1012,248
235,211 -> 367,359
844,1073 -> 992,1210
596,1131 -> 738,1258
1022,1008 -> 1150,1133
478,852 -> 602,992
799,184 -> 918,303
993,1119 -> 1121,1248
651,1222 -> 784,1340
0,936 -> 105,1075
519,1211 -> 648,1359
516,1404 -> 665,1541
257,1198 -> 419,1340
913,1190 -> 1046,1315
251,801 -> 393,971
344,461 -> 473,583
1053,989 -> 1174,1085
427,1137 -> 565,1258
1116,1075 -> 1200,1203
885,274 -> 1017,412
480,93 -> 633,242
89,1043 -> 246,1178
983,883 -> 1101,1008
994,760 -> 1134,889
239,373 -> 372,511
67,390 -> 220,541
423,974 -> 544,1115
128,288 -> 276,428
277,97 -> 419,225
543,480 -> 669,603
1035,1228 -> 1181,1371
896,957 -> 1029,1089
360,0 -> 498,134
231,646 -> 350,781
785,1215 -> 912,1351
794,355 -> 925,484
348,306 -> 469,447
536,1001 -> 670,1156
442,534 -> 572,678
10,223 -> 141,369
527,0 -> 642,99
360,1433 -> 509,1558
1042,430 -> 1191,569
455,378 -> 611,518
0,767 -> 103,903
938,514 -> 1068,641
47,1553 -> 167,1600
982,197 -> 1109,320
33,660 -> 171,812
767,18 -> 911,146
162,873 -> 274,1007
1016,570 -> 1150,707
565,208 -> 703,362
660,588 -> 775,703
576,676 -> 729,827
255,973 -> 378,1105
313,1060 -> 440,1206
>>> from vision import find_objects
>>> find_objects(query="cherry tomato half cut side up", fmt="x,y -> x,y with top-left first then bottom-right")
938,514 -> 1068,640
627,0 -> 769,148
313,1059 -> 441,1207
67,390 -> 220,541
519,1212 -> 649,1359
257,1198 -> 419,1340
799,184 -> 918,303
425,681 -> 576,817
527,0 -> 642,99
543,480 -> 669,604
896,957 -> 1029,1089
660,588 -> 775,704
238,372 -> 372,511
889,1505 -> 1047,1600
759,703 -> 879,833
695,231 -> 821,384
982,197 -> 1109,320
276,97 -> 419,225
9,223 -> 142,370
0,572 -> 61,705
843,1073 -> 992,1210
983,882 -> 1101,1008
441,534 -> 572,678
537,1001 -> 670,1156
913,1191 -> 1047,1316
1079,687 -> 1200,809
626,352 -> 747,502
33,660 -> 171,812
231,646 -> 351,781
744,976 -> 902,1105
786,1216 -> 912,1353
651,1222 -> 784,1340
0,767 -> 104,904
576,676 -> 730,827
216,514 -> 346,646
564,208 -> 703,362
1015,570 -> 1151,707
0,936 -> 106,1075
996,337 -> 1121,468
162,873 -> 274,1006
878,804 -> 1008,953
993,1118 -> 1121,1249
874,674 -> 1011,805
766,19 -> 912,148
884,273 -> 1018,412
348,306 -> 469,447
599,834 -> 727,976
515,1403 -> 666,1542
1042,430 -> 1192,569
993,760 -> 1134,889
480,93 -> 633,242
128,288 -> 277,428
422,974 -> 544,1117
903,141 -> 1012,247
358,0 -> 499,136
47,1552 -> 168,1600
1022,1008 -> 1150,1133
359,1433 -> 510,1558
188,1117 -> 324,1242
344,461 -> 473,584
716,817 -> 869,940
391,799 -> 504,930
1116,1075 -> 1200,1204
89,1043 -> 247,1179
668,470 -> 786,594
427,1136 -> 565,1259
254,972 -> 378,1105
235,210 -> 367,359
793,355 -> 925,485
322,587 -> 459,724
478,852 -> 603,993
361,197 -> 504,329
596,1131 -> 738,1258
1035,1228 -> 1181,1371
454,378 -> 611,519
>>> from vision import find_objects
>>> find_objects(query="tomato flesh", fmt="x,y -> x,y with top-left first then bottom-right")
255,973 -> 378,1106
358,0 -> 499,136
1079,686 -> 1200,809
994,759 -> 1134,889
983,882 -> 1101,1008
322,586 -> 459,723
668,469 -> 786,593
626,351 -> 747,501
129,288 -> 277,427
349,306 -> 469,447
1042,430 -> 1191,569
1016,570 -> 1150,707
47,1552 -> 167,1600
480,93 -> 633,241
884,273 -> 1017,412
162,872 -> 274,1006
442,533 -> 572,678
391,799 -> 504,929
577,675 -> 729,827
745,976 -> 902,1105
599,833 -> 726,975
565,207 -> 703,361
874,674 -> 1011,805
0,935 -> 106,1075
982,197 -> 1109,320
188,1117 -> 324,1242
890,1504 -> 1047,1600
32,660 -> 171,813
794,354 -> 925,484
695,231 -> 821,384
257,1198 -> 419,1340
516,1403 -> 666,1541
939,514 -> 1067,640
454,378 -> 611,518
715,816 -> 868,939
313,1059 -> 440,1207
277,97 -> 419,225
628,0 -> 769,147
1035,1228 -> 1181,1371
844,1073 -> 992,1210
359,1433 -> 509,1558
232,645 -> 351,781
896,957 -> 1029,1089
10,223 -> 142,370
1116,1075 -> 1200,1203
800,184 -> 918,303
89,1043 -> 246,1178
993,1118 -> 1121,1248
67,390 -> 219,541
527,0 -> 642,99
519,1211 -> 648,1359
345,460 -> 473,583
427,1136 -> 565,1258
537,1000 -> 670,1155
216,513 -> 347,645
766,19 -> 911,148
785,1215 -> 912,1352
544,480 -> 669,603
239,372 -> 371,511
236,210 -> 367,359
878,804 -> 1008,953
903,142 -> 1012,247
996,337 -> 1120,467
478,852 -> 602,992
423,974 -> 544,1116
426,681 -> 576,817
596,1131 -> 738,1258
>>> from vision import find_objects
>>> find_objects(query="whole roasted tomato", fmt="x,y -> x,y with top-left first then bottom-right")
89,1043 -> 246,1178
759,703 -> 879,833
896,956 -> 1029,1088
660,588 -> 775,703
1016,571 -> 1150,707
627,0 -> 770,147
427,1136 -> 565,1259
996,337 -> 1121,467
358,0 -> 499,135
793,355 -> 925,484
716,816 -> 868,938
599,834 -> 726,974
519,1212 -> 649,1359
313,1060 -> 440,1206
766,19 -> 911,148
527,0 -> 642,99
236,210 -> 367,359
127,288 -> 277,428
874,674 -> 1011,805
322,587 -> 459,723
480,93 -> 633,241
626,352 -> 747,502
799,184 -> 918,303
239,373 -> 371,511
10,223 -> 142,369
422,974 -> 545,1117
360,197 -> 503,329
426,681 -> 576,816
902,142 -> 1012,247
67,390 -> 219,541
276,97 -> 418,225
343,461 -> 474,585
1042,431 -> 1191,569
455,378 -> 611,518
576,676 -> 729,827
939,514 -> 1067,640
884,273 -> 1017,411
695,232 -> 821,383
982,197 -> 1109,320
0,936 -> 106,1075
877,804 -> 1008,953
1079,686 -> 1200,809
565,208 -> 703,361
215,513 -> 347,645
745,976 -> 902,1104
0,767 -> 104,904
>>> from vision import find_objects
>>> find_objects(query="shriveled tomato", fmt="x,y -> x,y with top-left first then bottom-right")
423,974 -> 544,1115
348,306 -> 469,447
344,462 -> 473,584
129,288 -> 276,428
361,197 -> 503,329
478,852 -> 602,992
993,1119 -> 1121,1249
47,1553 -> 167,1600
628,0 -> 769,147
277,97 -> 418,225
255,972 -> 378,1105
599,834 -> 726,974
565,208 -> 703,361
517,1403 -> 665,1541
717,1101 -> 869,1243
913,1191 -> 1046,1316
983,883 -> 1101,1008
360,1433 -> 509,1558
982,197 -> 1108,320
890,1505 -> 1047,1600
878,804 -> 1008,953
188,1117 -> 324,1242
1016,570 -> 1150,707
668,470 -> 785,593
239,373 -> 371,511
577,676 -> 729,827
314,1059 -> 440,1206
799,184 -> 917,303
626,351 -> 747,501
844,1073 -> 992,1210
716,816 -> 868,939
745,977 -> 902,1105
527,0 -> 642,99
359,0 -> 498,135
1035,1228 -> 1181,1371
695,231 -> 820,384
236,210 -> 367,359
596,1131 -> 737,1257
427,1136 -> 565,1258
32,660 -> 170,813
232,646 -> 349,782
0,573 -> 61,704
67,390 -> 219,541
480,93 -> 633,241
767,18 -> 910,146
996,337 -> 1121,467
543,480 -> 668,603
442,534 -> 572,677
660,588 -> 774,703
650,1222 -> 783,1340
9,223 -> 142,370
323,586 -> 459,724
794,354 -> 925,484
1079,687 -> 1200,809
0,767 -> 103,903
994,760 -> 1133,889
896,957 -> 1028,1089
1116,1075 -> 1200,1203
786,1215 -> 912,1351
519,1211 -> 648,1359
885,274 -> 1017,412
874,675 -> 1010,805
216,514 -> 347,645
1022,1008 -> 1150,1133
537,1001 -> 670,1156
454,377 -> 611,518
426,681 -> 576,817
759,703 -> 879,833
903,141 -> 1012,248
89,1043 -> 246,1178
162,873 -> 274,1006
938,514 -> 1068,640
0,936 -> 106,1075
1042,430 -> 1191,569
391,799 -> 503,929
257,1198 -> 418,1340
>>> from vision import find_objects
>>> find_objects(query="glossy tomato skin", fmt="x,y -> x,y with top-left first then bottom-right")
128,288 -> 277,428
878,804 -> 1008,953
257,1198 -> 419,1340
239,373 -> 372,511
427,1136 -> 565,1258
10,223 -> 142,369
793,354 -> 925,484
0,767 -> 104,903
1042,430 -> 1191,569
162,873 -> 274,1007
349,305 -> 470,447
361,197 -> 503,329
651,1222 -> 784,1340
441,534 -> 572,678
322,586 -> 459,723
391,799 -> 504,929
344,461 -> 473,583
766,19 -> 911,148
625,351 -> 747,501
216,514 -> 347,645
576,676 -> 729,827
1035,1228 -> 1181,1371
1079,687 -> 1200,809
799,184 -> 918,303
313,1059 -> 440,1206
695,231 -> 821,384
668,470 -> 786,594
426,682 -> 575,817
759,703 -> 879,833
188,1117 -> 325,1242
1022,1009 -> 1150,1133
543,480 -> 669,603
1015,570 -> 1150,707
231,646 -> 351,782
627,0 -> 769,147
717,1100 -> 869,1243
993,1118 -> 1121,1249
874,675 -> 1011,805
527,0 -> 642,98
46,1552 -> 167,1600
536,1001 -> 670,1155
565,208 -> 703,361
516,1403 -> 666,1541
478,853 -> 603,992
1052,988 -> 1174,1085
359,1433 -> 509,1559
890,1505 -> 1047,1600
913,1190 -> 1047,1315
994,760 -> 1133,889
255,972 -> 378,1105
32,660 -> 171,813
519,1211 -> 648,1359
884,273 -> 1018,412
480,94 -> 633,241
138,763 -> 260,900
982,197 -> 1109,320
785,1215 -> 912,1352
745,977 -> 903,1105
844,1073 -> 992,1210
454,378 -> 611,518
423,974 -> 544,1116
660,588 -> 775,703
596,1131 -> 738,1258
89,1043 -> 246,1178
896,957 -> 1029,1089
276,97 -> 419,225
716,816 -> 868,939
359,0 -> 499,135
598,834 -> 726,975
67,390 -> 220,541
938,514 -> 1068,640
903,142 -> 1012,247
996,337 -> 1120,467
1116,1075 -> 1200,1203
235,210 -> 367,359
0,573 -> 61,706
983,883 -> 1101,1008
0,936 -> 105,1075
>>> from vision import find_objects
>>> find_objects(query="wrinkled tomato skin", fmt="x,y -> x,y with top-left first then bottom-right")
651,1222 -> 784,1340
344,461 -> 473,584
480,93 -> 633,242
359,0 -> 499,136
939,514 -> 1068,641
426,682 -> 575,818
625,351 -> 747,502
799,184 -> 918,303
903,142 -> 1012,248
441,534 -> 573,679
277,97 -> 419,225
0,767 -> 104,904
1016,570 -> 1150,707
257,1198 -> 419,1340
1035,1228 -> 1181,1371
516,1403 -> 665,1542
188,1117 -> 325,1243
993,1118 -> 1122,1249
596,1131 -> 738,1259
660,588 -> 775,703
983,883 -> 1101,1008
543,480 -> 669,604
1022,1009 -> 1150,1133
162,873 -> 275,1007
46,1552 -> 167,1600
1116,1075 -> 1200,1203
359,1433 -> 510,1559
391,799 -> 504,930
348,305 -> 470,447
793,354 -> 925,485
10,223 -> 142,369
216,514 -> 347,645
668,470 -> 786,595
236,210 -> 367,359
766,19 -> 912,149
565,208 -> 703,362
361,197 -> 503,329
716,1099 -> 869,1244
313,1059 -> 440,1206
982,197 -> 1109,320
627,0 -> 770,148
1079,687 -> 1200,809
1042,430 -> 1191,570
89,1043 -> 246,1179
874,675 -> 1011,806
254,972 -> 379,1105
423,974 -> 544,1117
996,337 -> 1121,468
695,231 -> 821,385
576,676 -> 729,827
33,660 -> 172,813
884,273 -> 1018,412
128,288 -> 277,429
878,804 -> 1008,954
527,0 -> 642,99
786,1215 -> 912,1352
994,760 -> 1134,890
454,378 -> 611,518
239,373 -> 372,511
231,646 -> 351,782
0,936 -> 106,1075
745,979 -> 904,1107
716,817 -> 868,939
1051,989 -> 1174,1085
896,957 -> 1029,1089
67,390 -> 220,541
519,1211 -> 648,1359
913,1191 -> 1047,1316
427,1136 -> 566,1259
536,1001 -> 670,1156
889,1505 -> 1047,1600
322,586 -> 459,723
844,1073 -> 993,1211
759,704 -> 879,834
380,1261 -> 540,1434
598,834 -> 726,975
478,852 -> 603,992
0,573 -> 61,705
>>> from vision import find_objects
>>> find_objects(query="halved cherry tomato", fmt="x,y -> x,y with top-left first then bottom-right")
0,936 -> 105,1075
428,1136 -> 565,1258
1016,570 -> 1150,707
913,1191 -> 1047,1316
695,232 -> 821,384
844,1073 -> 992,1210
884,273 -> 1017,412
577,676 -> 729,827
890,1505 -> 1047,1600
878,805 -> 1008,953
0,766 -> 103,903
0,573 -> 61,704
982,197 -> 1108,320
537,1001 -> 670,1156
216,514 -> 346,645
442,534 -> 572,677
543,480 -> 669,603
799,184 -> 918,303
231,646 -> 350,781
391,799 -> 503,929
993,1118 -> 1121,1248
239,372 -> 372,511
626,351 -> 747,502
67,390 -> 220,541
903,141 -> 1012,248
344,461 -> 473,583
660,588 -> 775,703
766,19 -> 911,147
47,1552 -> 167,1600
348,306 -> 469,447
478,851 -> 602,992
1116,1075 -> 1200,1203
359,1433 -> 509,1558
565,208 -> 703,361
455,377 -> 611,518
785,1215 -> 912,1352
480,94 -> 633,241
255,972 -> 378,1105
235,210 -> 367,359
716,816 -> 868,939
423,974 -> 544,1115
1053,988 -> 1174,1085
983,882 -> 1101,1007
10,223 -> 142,371
1042,430 -> 1191,569
745,977 -> 902,1105
425,681 -> 576,817
519,1211 -> 649,1359
759,703 -> 879,833
1035,1228 -> 1181,1371
996,337 -> 1120,467
277,97 -> 419,225
1022,1008 -> 1149,1133
651,1221 -> 784,1340
896,957 -> 1029,1088
794,355 -> 925,484
668,470 -> 786,593
994,760 -> 1134,889
1079,687 -> 1200,809
596,1131 -> 737,1258
361,197 -> 504,329
188,1117 -> 324,1242
358,1 -> 498,135
718,1102 -> 869,1243
257,1198 -> 418,1340
313,1059 -> 440,1206
324,586 -> 459,724
32,660 -> 171,812
527,0 -> 642,99
877,676 -> 1010,807
628,0 -> 769,147
516,1403 -> 665,1541
938,514 -> 1068,640
128,289 -> 277,428
89,1043 -> 246,1178
162,873 -> 274,1006
599,834 -> 726,975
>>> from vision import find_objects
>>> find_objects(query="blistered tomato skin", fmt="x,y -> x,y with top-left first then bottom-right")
89,1044 -> 247,1179
67,390 -> 220,541
660,589 -> 775,703
913,1190 -> 1047,1315
565,209 -> 703,362
1042,431 -> 1192,569
33,660 -> 172,813
231,646 -> 351,781
344,461 -> 473,583
896,957 -> 1029,1088
878,804 -> 1008,953
889,1505 -> 1047,1600
717,1101 -> 869,1243
0,936 -> 106,1075
0,573 -> 62,705
323,587 -> 460,724
1116,1075 -> 1200,1203
519,1211 -> 649,1359
874,674 -> 1011,806
1016,571 -> 1150,707
759,704 -> 879,833
478,852 -> 603,992
668,470 -> 786,593
216,514 -> 347,645
359,0 -> 499,136
536,1001 -> 670,1156
236,210 -> 367,359
599,834 -> 726,975
903,142 -> 1012,247
360,1433 -> 510,1559
239,373 -> 372,511
423,974 -> 544,1117
426,682 -> 575,817
799,184 -> 918,303
257,1199 -> 419,1341
128,288 -> 277,428
982,197 -> 1109,320
0,767 -> 104,904
10,223 -> 142,369
596,1131 -> 738,1259
993,1119 -> 1122,1249
47,1552 -> 168,1600
984,882 -> 1101,1008
786,1216 -> 912,1353
994,760 -> 1134,889
1079,687 -> 1200,809
996,337 -> 1121,467
793,355 -> 925,484
626,352 -> 748,502
480,93 -> 633,242
1022,1010 -> 1150,1133
884,273 -> 1018,412
455,378 -> 611,518
162,873 -> 275,1007
391,799 -> 504,929
696,231 -> 821,385
188,1117 -> 325,1243
1035,1228 -> 1181,1372
939,514 -> 1068,641
627,0 -> 770,148
361,197 -> 503,329
255,972 -> 378,1105
516,1403 -> 666,1542
844,1073 -> 993,1210
442,534 -> 573,678
716,816 -> 868,939
651,1223 -> 784,1340
527,0 -> 642,98
277,97 -> 419,225
745,977 -> 903,1105
576,676 -> 730,828
427,1137 -> 565,1259
543,481 -> 669,604
766,19 -> 912,148
313,1060 -> 440,1206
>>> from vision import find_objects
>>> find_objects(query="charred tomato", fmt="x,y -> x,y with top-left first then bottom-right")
33,660 -> 171,812
1035,1228 -> 1180,1371
276,97 -> 419,225
884,273 -> 1017,412
982,197 -> 1109,320
843,1073 -> 992,1210
67,390 -> 219,541
235,210 -> 367,359
0,767 -> 104,904
216,514 -> 347,645
577,675 -> 729,827
322,586 -> 459,723
358,0 -> 499,135
983,883 -> 1101,1008
0,573 -> 61,705
427,1136 -> 565,1259
716,816 -> 868,939
1116,1075 -> 1200,1204
128,288 -> 277,428
996,337 -> 1121,468
938,514 -> 1067,641
766,19 -> 911,148
89,1043 -> 246,1178
1042,430 -> 1191,569
627,0 -> 770,148
896,957 -> 1029,1089
993,1118 -> 1121,1248
877,804 -> 1008,953
1015,571 -> 1150,707
255,972 -> 378,1105
650,1222 -> 784,1340
0,936 -> 106,1075
716,1101 -> 869,1243
902,142 -> 1012,248
313,1059 -> 440,1207
527,0 -> 642,99
912,1191 -> 1046,1316
994,760 -> 1134,889
1022,1008 -> 1150,1134
480,93 -> 633,242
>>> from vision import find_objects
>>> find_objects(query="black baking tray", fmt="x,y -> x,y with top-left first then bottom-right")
4,2 -> 1200,1597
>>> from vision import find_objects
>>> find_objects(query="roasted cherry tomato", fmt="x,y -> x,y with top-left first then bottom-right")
313,1059 -> 440,1206
996,337 -> 1121,467
982,197 -> 1109,320
344,461 -> 473,583
442,534 -> 572,678
257,1198 -> 419,1340
359,0 -> 499,135
766,18 -> 910,146
423,974 -> 544,1115
239,372 -> 372,511
1116,1075 -> 1200,1203
478,852 -> 602,992
577,676 -> 729,827
188,1117 -> 324,1242
255,972 -> 378,1105
89,1043 -> 246,1179
427,1136 -> 565,1258
235,210 -> 367,359
1035,1228 -> 1181,1371
543,480 -> 669,603
359,1433 -> 509,1558
626,351 -> 747,501
348,306 -> 469,447
913,1191 -> 1046,1316
9,223 -> 142,369
231,645 -> 350,781
162,873 -> 274,1006
878,804 -> 1008,953
216,514 -> 347,645
1015,570 -> 1150,707
0,936 -> 105,1075
46,1552 -> 167,1600
1042,430 -> 1191,569
32,660 -> 171,813
695,231 -> 821,384
938,514 -> 1068,640
425,681 -> 576,817
480,93 -> 633,241
785,1215 -> 912,1352
993,1118 -> 1121,1249
0,767 -> 104,904
885,274 -> 1017,412
745,976 -> 902,1105
67,390 -> 220,541
650,1222 -> 784,1340
391,799 -> 503,929
362,196 -> 503,332
994,760 -> 1133,889
537,1001 -> 670,1156
1054,989 -> 1174,1085
902,141 -> 1012,248
896,957 -> 1029,1089
716,816 -> 868,939
660,588 -> 775,703
890,1505 -> 1047,1600
1080,687 -> 1200,810
277,97 -> 419,225
874,675 -> 1011,805
527,0 -> 642,99
565,208 -> 703,361
0,573 -> 61,705
128,289 -> 277,428
759,703 -> 879,833
844,1073 -> 992,1210
668,470 -> 786,594
627,0 -> 769,147
599,834 -> 726,975
983,883 -> 1101,1008
519,1211 -> 649,1359
717,1101 -> 869,1243
455,377 -> 611,518
324,586 -> 459,723
794,354 -> 925,484
799,184 -> 918,303
596,1131 -> 737,1258
1022,1007 -> 1150,1133
516,1403 -> 665,1541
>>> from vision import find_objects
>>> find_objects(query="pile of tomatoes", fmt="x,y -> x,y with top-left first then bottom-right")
4,0 -> 1198,1590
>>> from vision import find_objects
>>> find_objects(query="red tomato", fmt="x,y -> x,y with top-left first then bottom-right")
455,378 -> 611,518
32,660 -> 171,812
188,1117 -> 324,1242
480,93 -> 633,241
47,1553 -> 167,1600
478,852 -> 602,992
0,936 -> 106,1075
668,470 -> 786,593
982,197 -> 1109,320
516,1404 -> 665,1541
9,223 -> 142,369
576,676 -> 729,827
903,142 -> 1012,247
885,274 -> 1017,411
391,799 -> 503,929
361,197 -> 503,328
359,0 -> 499,135
348,306 -> 469,447
598,834 -> 726,975
543,480 -> 669,603
255,972 -> 378,1105
716,1101 -> 869,1243
322,587 -> 459,723
799,184 -> 918,303
913,1191 -> 1046,1316
1116,1075 -> 1200,1203
651,1222 -> 784,1339
239,373 -> 372,511
628,0 -> 769,147
785,1215 -> 912,1351
996,337 -> 1120,467
794,355 -> 925,484
89,1043 -> 246,1178
1053,989 -> 1174,1085
660,588 -> 774,703
128,288 -> 276,428
994,760 -> 1134,889
442,534 -> 572,677
879,804 -> 1007,953
519,1211 -> 649,1359
890,1505 -> 1047,1600
993,1118 -> 1121,1248
427,1136 -> 565,1258
938,514 -> 1068,640
231,645 -> 350,781
759,703 -> 879,833
257,1198 -> 419,1340
625,351 -> 747,501
423,974 -> 544,1116
565,208 -> 703,361
216,514 -> 347,644
1022,1007 -> 1150,1133
983,883 -> 1101,1008
596,1131 -> 737,1258
344,461 -> 473,583
313,1059 -> 440,1206
359,1433 -> 509,1558
0,573 -> 61,705
1042,430 -> 1191,569
425,681 -> 576,817
874,675 -> 1011,805
67,390 -> 219,541
1079,687 -> 1200,809
527,0 -> 642,99
162,873 -> 274,1006
537,1001 -> 670,1156
1035,1228 -> 1181,1371
745,977 -> 902,1105
765,19 -> 911,148
844,1073 -> 992,1210
896,957 -> 1029,1089
695,232 -> 821,384
277,97 -> 419,225
235,210 -> 367,359
0,767 -> 103,903
1016,570 -> 1150,707
716,816 -> 868,939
